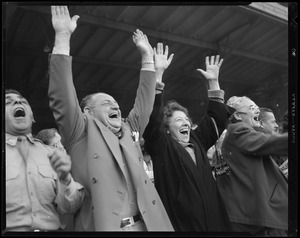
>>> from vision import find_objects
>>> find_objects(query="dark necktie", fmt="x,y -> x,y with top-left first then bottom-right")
17,136 -> 29,161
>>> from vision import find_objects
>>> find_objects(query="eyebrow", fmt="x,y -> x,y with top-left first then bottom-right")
248,104 -> 257,108
5,95 -> 24,100
102,99 -> 118,104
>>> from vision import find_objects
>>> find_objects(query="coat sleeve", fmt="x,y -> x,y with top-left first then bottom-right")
143,93 -> 164,157
48,54 -> 85,150
55,177 -> 85,214
125,69 -> 156,136
228,123 -> 288,156
193,99 -> 231,151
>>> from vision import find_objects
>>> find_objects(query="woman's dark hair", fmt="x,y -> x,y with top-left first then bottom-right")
163,100 -> 191,130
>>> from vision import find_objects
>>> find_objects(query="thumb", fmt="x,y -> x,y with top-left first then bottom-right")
197,69 -> 207,77
72,15 -> 80,23
167,53 -> 174,64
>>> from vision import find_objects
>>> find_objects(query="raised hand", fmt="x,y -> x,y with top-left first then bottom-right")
197,55 -> 223,81
197,55 -> 223,90
51,6 -> 79,35
154,43 -> 174,76
132,29 -> 153,59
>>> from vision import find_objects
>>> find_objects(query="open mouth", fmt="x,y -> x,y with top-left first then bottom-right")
14,107 -> 26,118
109,112 -> 118,119
179,129 -> 189,136
253,115 -> 259,122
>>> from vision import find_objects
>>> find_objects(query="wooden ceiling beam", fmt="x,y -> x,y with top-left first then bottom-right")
18,6 -> 287,67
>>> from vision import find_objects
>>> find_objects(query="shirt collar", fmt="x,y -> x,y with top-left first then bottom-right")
6,133 -> 35,146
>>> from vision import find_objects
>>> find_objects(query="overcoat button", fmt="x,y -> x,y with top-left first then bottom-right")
152,200 -> 156,205
92,177 -> 97,183
145,180 -> 147,184
93,153 -> 99,158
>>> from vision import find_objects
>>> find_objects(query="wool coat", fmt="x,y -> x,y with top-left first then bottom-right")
143,93 -> 231,232
48,54 -> 174,231
217,122 -> 288,230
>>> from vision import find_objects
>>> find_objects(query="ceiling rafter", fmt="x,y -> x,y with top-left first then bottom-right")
19,6 -> 287,66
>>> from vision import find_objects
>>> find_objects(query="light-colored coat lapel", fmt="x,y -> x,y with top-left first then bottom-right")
94,119 -> 125,175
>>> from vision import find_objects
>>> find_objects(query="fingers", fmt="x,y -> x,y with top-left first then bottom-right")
48,149 -> 71,173
210,55 -> 215,65
51,6 -> 71,18
206,55 -> 223,67
62,5 -> 69,16
167,53 -> 174,64
205,56 -> 209,67
218,58 -> 224,68
164,45 -> 169,56
155,43 -> 170,56
51,6 -> 56,17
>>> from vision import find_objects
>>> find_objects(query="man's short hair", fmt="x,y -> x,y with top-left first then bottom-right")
80,93 -> 98,112
5,89 -> 22,96
36,128 -> 58,145
259,107 -> 274,122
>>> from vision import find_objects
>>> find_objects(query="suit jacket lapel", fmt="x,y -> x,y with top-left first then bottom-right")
119,127 -> 143,188
94,119 -> 125,173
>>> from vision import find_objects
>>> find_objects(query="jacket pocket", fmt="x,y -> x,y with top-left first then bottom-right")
38,164 -> 58,204
269,183 -> 278,202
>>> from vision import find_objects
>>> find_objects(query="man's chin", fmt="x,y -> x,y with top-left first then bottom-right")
108,121 -> 121,130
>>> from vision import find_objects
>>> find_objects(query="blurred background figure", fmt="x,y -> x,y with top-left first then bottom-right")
36,128 -> 65,151
140,138 -> 154,183
217,96 -> 288,236
259,107 -> 288,179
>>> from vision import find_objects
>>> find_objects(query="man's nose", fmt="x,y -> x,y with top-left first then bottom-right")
111,103 -> 119,109
14,100 -> 22,105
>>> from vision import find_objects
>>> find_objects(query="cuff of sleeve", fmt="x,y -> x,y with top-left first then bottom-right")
52,46 -> 70,56
141,68 -> 155,72
58,176 -> 84,197
208,89 -> 224,103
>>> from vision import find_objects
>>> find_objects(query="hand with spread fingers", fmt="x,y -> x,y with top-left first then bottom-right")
153,43 -> 174,90
197,55 -> 223,90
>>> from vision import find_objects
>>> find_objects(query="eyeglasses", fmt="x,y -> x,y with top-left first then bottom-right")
236,105 -> 259,114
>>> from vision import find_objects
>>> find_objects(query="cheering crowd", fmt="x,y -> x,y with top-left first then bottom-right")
5,6 -> 288,236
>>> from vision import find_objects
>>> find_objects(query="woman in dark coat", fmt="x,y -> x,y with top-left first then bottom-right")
143,54 -> 232,232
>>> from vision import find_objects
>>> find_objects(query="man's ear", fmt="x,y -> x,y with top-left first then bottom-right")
83,107 -> 93,116
233,112 -> 242,121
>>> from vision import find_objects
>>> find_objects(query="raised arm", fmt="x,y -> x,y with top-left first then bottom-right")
51,6 -> 79,55
193,55 -> 230,149
49,6 -> 83,149
153,43 -> 174,93
132,29 -> 154,71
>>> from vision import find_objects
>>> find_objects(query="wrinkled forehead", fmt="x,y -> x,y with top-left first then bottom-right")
93,93 -> 116,103
264,112 -> 276,120
171,110 -> 188,119
5,93 -> 27,102
238,98 -> 257,109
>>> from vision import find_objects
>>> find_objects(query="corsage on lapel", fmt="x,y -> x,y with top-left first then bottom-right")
131,131 -> 139,143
